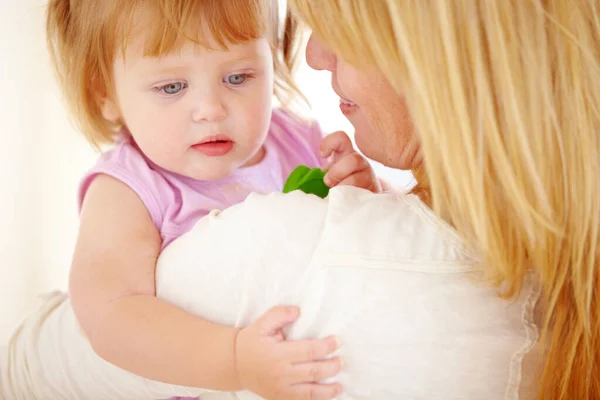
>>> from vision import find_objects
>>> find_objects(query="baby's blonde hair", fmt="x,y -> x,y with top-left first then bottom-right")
290,1 -> 600,399
46,0 -> 304,148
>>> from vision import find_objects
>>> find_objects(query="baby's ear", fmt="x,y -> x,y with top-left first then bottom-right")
99,96 -> 120,123
94,77 -> 121,123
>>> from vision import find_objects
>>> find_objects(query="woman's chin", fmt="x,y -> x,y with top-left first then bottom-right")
354,138 -> 381,165
352,125 -> 381,164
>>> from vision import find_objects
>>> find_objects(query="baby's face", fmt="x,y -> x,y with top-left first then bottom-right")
103,35 -> 274,180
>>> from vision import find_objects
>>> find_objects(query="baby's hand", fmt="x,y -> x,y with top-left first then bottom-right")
235,306 -> 343,400
320,131 -> 382,193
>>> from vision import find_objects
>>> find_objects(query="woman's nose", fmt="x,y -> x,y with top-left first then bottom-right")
305,34 -> 336,72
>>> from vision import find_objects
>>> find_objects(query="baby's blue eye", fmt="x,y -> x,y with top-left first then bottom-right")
161,82 -> 185,95
227,74 -> 247,85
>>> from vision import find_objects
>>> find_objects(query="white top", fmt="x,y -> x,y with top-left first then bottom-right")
1,187 -> 544,399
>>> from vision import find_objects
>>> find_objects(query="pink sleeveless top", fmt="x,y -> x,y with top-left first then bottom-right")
78,109 -> 325,250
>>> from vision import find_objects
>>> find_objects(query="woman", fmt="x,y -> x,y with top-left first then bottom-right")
2,1 -> 598,399
288,0 -> 599,399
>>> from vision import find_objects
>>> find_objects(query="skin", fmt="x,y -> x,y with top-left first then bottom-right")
102,38 -> 273,181
71,33 -> 344,400
306,36 -> 423,171
71,18 -> 385,400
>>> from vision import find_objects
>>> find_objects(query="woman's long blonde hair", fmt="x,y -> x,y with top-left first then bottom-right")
290,1 -> 600,398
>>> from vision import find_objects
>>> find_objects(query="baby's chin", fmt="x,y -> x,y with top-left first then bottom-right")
184,164 -> 238,181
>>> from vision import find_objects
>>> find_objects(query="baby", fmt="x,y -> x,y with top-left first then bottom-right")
42,0 -> 381,399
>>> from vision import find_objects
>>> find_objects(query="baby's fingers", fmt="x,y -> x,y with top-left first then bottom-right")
290,382 -> 343,400
324,153 -> 370,187
284,336 -> 339,363
291,357 -> 344,383
255,306 -> 300,337
320,131 -> 353,160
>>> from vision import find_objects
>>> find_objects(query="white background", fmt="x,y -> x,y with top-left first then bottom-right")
0,1 -> 412,341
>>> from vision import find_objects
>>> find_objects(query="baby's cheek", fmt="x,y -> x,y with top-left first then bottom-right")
247,104 -> 271,135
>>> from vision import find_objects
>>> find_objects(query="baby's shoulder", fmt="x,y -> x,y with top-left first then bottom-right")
78,139 -> 169,226
94,139 -> 149,171
269,108 -> 322,144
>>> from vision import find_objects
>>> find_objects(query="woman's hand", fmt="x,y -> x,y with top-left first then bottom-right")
235,305 -> 343,400
320,131 -> 382,193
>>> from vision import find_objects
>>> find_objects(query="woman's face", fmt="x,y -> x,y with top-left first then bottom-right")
305,35 -> 422,170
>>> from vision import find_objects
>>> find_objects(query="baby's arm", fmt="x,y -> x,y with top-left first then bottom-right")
70,174 -> 341,398
70,174 -> 240,389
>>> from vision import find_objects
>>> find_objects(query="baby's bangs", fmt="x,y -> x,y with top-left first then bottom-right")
118,0 -> 269,57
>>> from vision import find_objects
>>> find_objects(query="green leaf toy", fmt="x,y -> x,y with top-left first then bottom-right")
282,165 -> 330,199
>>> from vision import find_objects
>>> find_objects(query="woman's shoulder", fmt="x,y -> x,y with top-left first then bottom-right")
237,186 -> 477,269
316,186 -> 478,270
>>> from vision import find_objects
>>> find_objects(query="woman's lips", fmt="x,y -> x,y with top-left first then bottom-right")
339,97 -> 358,116
192,134 -> 234,156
